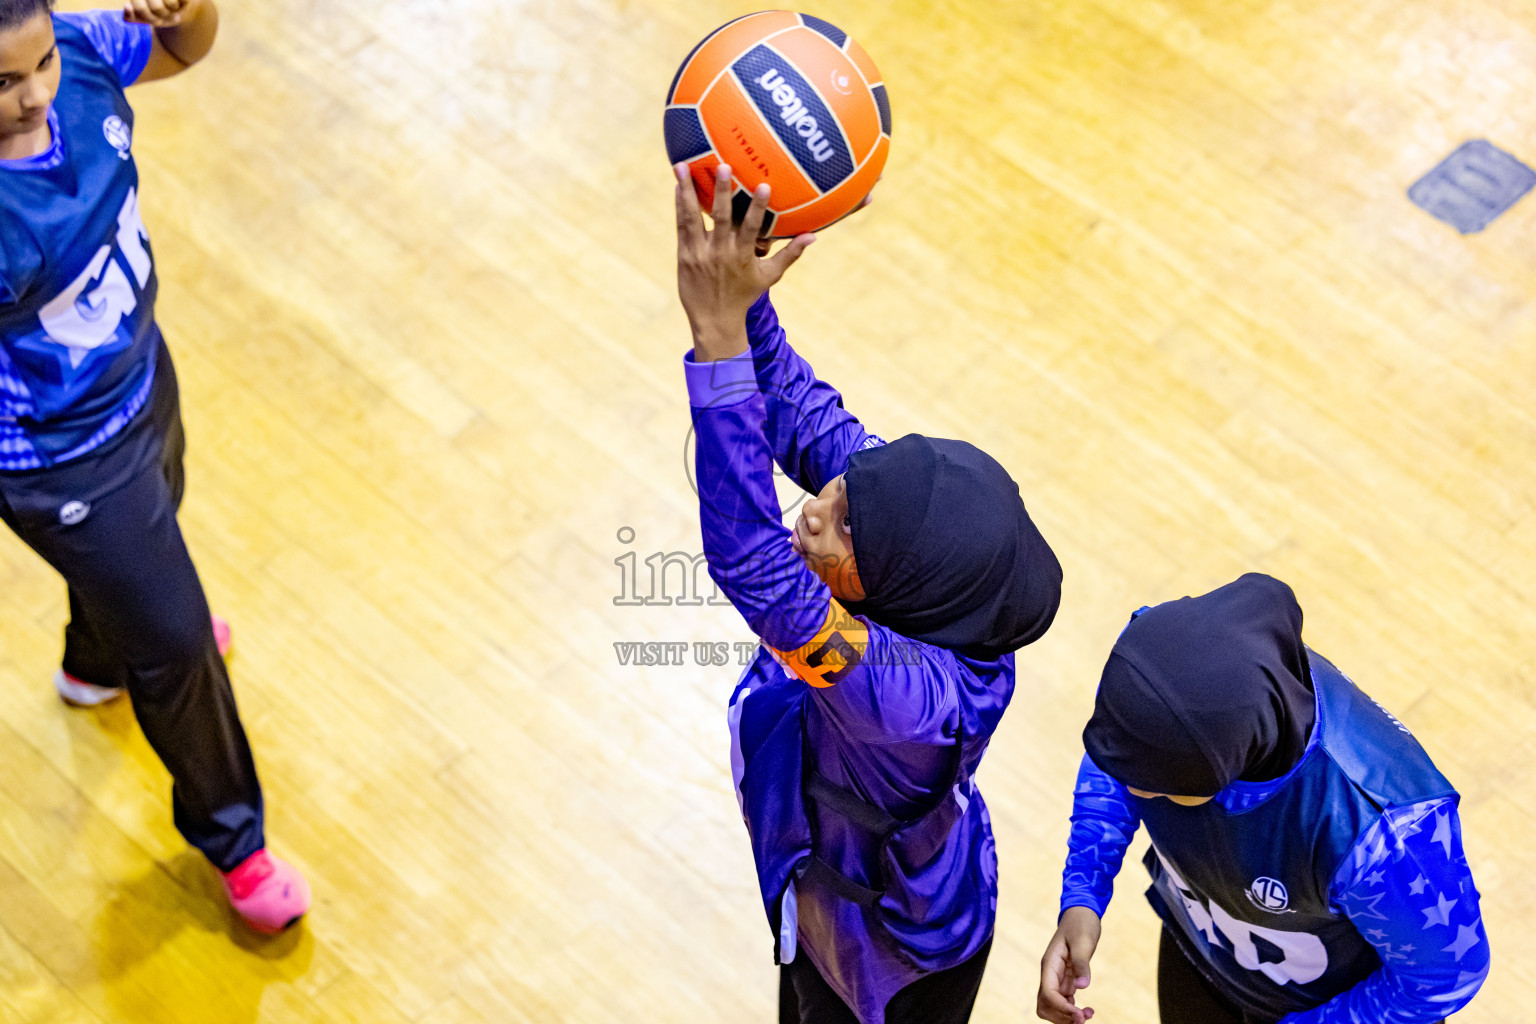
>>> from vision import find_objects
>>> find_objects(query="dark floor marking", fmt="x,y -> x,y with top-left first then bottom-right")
1409,140 -> 1535,234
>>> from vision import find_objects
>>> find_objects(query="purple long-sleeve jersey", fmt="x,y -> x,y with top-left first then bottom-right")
687,294 -> 1010,1023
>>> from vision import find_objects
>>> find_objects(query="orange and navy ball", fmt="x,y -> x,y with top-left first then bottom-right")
664,12 -> 891,237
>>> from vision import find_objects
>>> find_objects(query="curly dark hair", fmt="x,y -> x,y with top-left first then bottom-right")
0,0 -> 53,33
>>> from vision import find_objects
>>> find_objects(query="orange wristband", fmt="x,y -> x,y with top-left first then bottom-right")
770,600 -> 869,688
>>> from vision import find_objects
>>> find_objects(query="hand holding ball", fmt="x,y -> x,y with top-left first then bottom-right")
665,12 -> 891,237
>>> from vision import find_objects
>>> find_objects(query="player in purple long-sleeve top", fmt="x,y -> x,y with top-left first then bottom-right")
1036,575 -> 1488,1024
675,163 -> 1062,1024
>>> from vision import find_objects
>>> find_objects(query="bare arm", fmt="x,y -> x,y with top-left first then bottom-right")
127,0 -> 218,83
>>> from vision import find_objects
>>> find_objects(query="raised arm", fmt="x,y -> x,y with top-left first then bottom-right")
689,355 -> 825,651
1282,798 -> 1488,1024
689,353 -> 954,742
678,164 -> 955,744
58,1 -> 216,87
676,159 -> 819,646
742,292 -> 880,495
128,0 -> 218,83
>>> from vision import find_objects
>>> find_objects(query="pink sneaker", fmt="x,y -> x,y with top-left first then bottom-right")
212,614 -> 233,659
220,849 -> 310,934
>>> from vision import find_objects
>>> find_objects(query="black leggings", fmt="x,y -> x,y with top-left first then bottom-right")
1157,926 -> 1251,1023
1156,927 -> 1443,1024
779,939 -> 991,1024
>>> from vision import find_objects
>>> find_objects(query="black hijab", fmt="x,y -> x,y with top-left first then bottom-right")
842,434 -> 1062,660
1082,573 -> 1316,797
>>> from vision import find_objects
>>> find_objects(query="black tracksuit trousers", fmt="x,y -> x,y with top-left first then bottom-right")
0,341 -> 264,871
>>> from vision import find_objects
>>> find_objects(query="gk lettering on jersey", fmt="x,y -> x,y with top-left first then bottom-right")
38,188 -> 152,365
771,601 -> 868,688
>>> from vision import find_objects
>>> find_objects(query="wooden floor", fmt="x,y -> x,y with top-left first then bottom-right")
2,0 -> 1533,1019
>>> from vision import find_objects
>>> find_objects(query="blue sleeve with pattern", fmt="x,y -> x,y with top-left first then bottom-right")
1059,753 -> 1142,919
56,11 -> 154,87
739,293 -> 880,496
1281,798 -> 1489,1024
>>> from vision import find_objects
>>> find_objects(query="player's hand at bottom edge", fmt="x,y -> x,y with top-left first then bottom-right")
1038,905 -> 1101,1024
675,162 -> 815,361
123,0 -> 197,27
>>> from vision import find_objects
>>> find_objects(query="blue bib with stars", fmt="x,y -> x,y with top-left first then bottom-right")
0,16 -> 158,463
1136,651 -> 1455,1021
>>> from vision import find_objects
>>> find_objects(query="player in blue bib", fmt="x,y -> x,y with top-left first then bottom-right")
0,0 -> 308,933
1035,574 -> 1488,1024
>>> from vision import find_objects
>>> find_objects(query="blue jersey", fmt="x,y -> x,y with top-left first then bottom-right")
0,12 -> 156,469
1060,651 -> 1489,1023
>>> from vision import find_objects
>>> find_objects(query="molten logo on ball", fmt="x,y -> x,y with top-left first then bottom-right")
755,68 -> 835,163
663,11 -> 892,235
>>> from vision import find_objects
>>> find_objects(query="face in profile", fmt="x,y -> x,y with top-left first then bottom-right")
790,472 -> 865,602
